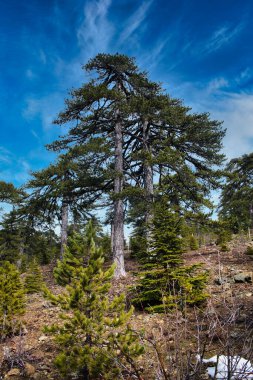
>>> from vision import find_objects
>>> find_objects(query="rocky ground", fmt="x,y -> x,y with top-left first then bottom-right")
0,237 -> 253,379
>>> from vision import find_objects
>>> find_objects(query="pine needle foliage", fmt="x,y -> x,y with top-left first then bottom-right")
132,205 -> 208,313
45,234 -> 144,379
24,258 -> 44,294
0,262 -> 26,340
189,234 -> 199,250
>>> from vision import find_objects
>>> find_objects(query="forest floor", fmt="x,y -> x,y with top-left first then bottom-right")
1,237 -> 253,380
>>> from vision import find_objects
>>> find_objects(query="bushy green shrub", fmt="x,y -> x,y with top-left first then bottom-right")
45,231 -> 144,379
0,262 -> 26,339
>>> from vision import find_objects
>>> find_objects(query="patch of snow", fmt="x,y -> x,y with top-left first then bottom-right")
197,354 -> 253,379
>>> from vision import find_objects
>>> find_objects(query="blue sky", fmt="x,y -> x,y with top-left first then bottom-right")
1,0 -> 253,187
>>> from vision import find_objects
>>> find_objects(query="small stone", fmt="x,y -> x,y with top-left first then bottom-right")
214,278 -> 225,285
236,314 -> 247,323
230,331 -> 239,338
234,272 -> 252,283
21,326 -> 28,335
24,363 -> 36,376
245,292 -> 252,297
38,335 -> 48,342
5,368 -> 21,377
200,373 -> 209,380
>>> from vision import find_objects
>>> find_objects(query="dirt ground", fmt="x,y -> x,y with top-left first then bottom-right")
1,239 -> 253,379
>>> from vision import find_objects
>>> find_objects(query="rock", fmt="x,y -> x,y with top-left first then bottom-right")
222,283 -> 231,290
236,314 -> 247,323
24,363 -> 36,376
4,368 -> 21,378
199,373 -> 209,380
230,331 -> 240,339
22,326 -> 28,335
38,335 -> 48,342
234,272 -> 252,283
214,277 -> 225,285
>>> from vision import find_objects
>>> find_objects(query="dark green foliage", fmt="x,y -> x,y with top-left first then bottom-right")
0,209 -> 58,265
54,220 -> 100,285
129,233 -> 147,259
53,244 -> 82,286
189,235 -> 199,250
219,153 -> 253,232
245,246 -> 253,256
132,204 -> 208,312
215,223 -> 232,251
0,212 -> 22,263
220,243 -> 229,252
45,233 -> 144,379
0,262 -> 26,339
0,181 -> 24,204
24,259 -> 44,294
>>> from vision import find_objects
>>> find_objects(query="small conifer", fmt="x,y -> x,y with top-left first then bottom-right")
0,262 -> 26,339
24,259 -> 43,294
189,234 -> 199,250
45,229 -> 144,379
132,204 -> 208,312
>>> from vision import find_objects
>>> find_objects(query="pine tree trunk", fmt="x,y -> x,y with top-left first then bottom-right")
60,199 -> 69,260
113,107 -> 126,278
111,220 -> 114,256
143,120 -> 154,244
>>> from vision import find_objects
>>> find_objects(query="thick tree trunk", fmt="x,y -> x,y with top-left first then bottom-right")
60,199 -> 69,260
113,107 -> 126,278
143,120 -> 154,244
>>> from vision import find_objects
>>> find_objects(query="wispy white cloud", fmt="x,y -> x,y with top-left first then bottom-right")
206,77 -> 229,93
139,36 -> 170,72
171,78 -> 253,160
39,49 -> 47,65
198,22 -> 244,55
0,150 -> 31,185
119,0 -> 153,45
77,0 -> 113,59
235,67 -> 252,85
213,93 -> 253,159
23,94 -> 64,131
26,69 -> 36,80
30,129 -> 40,141
0,147 -> 13,164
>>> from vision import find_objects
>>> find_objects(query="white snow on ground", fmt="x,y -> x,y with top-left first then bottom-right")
197,354 -> 253,379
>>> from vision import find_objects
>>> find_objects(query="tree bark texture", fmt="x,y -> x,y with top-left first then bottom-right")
60,199 -> 69,260
143,120 -> 154,243
113,108 -> 126,278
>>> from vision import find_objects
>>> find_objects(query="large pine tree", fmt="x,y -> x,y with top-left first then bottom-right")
48,54 -> 154,277
46,53 -> 225,277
